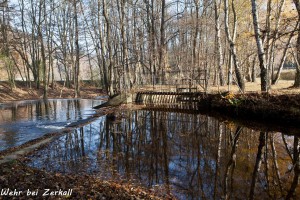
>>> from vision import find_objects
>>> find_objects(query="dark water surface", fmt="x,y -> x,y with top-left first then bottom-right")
0,99 -> 102,151
24,108 -> 300,199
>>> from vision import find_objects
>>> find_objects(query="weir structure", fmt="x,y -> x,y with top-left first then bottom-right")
130,70 -> 208,111
135,91 -> 206,111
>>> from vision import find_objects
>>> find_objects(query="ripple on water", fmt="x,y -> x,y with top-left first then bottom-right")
0,99 -> 103,151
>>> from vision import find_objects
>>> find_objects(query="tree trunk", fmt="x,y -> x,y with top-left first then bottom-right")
293,0 -> 300,87
74,0 -> 80,97
249,132 -> 266,200
192,0 -> 200,69
251,0 -> 268,92
251,57 -> 257,82
224,0 -> 245,92
286,137 -> 300,199
272,22 -> 297,85
103,0 -> 115,96
269,0 -> 286,81
37,0 -> 47,99
159,0 -> 166,84
117,0 -> 131,91
214,0 -> 225,86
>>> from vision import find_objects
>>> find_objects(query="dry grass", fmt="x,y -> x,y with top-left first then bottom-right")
0,83 -> 104,103
208,80 -> 300,95
280,69 -> 295,80
1,77 -> 299,104
135,80 -> 300,95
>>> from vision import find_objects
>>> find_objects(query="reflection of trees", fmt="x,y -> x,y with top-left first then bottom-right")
27,110 -> 300,199
250,132 -> 266,200
286,137 -> 299,199
270,134 -> 283,194
0,99 -> 93,122
0,99 -> 100,151
224,126 -> 242,200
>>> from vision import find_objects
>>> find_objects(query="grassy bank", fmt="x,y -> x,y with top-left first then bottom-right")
199,92 -> 300,133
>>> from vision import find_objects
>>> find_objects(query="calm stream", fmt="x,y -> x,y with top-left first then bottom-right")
0,99 -> 299,199
0,99 -> 102,151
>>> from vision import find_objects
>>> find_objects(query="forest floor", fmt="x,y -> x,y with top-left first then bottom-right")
0,81 -> 103,103
0,160 -> 169,200
204,80 -> 300,133
209,80 -> 300,94
0,80 -> 299,103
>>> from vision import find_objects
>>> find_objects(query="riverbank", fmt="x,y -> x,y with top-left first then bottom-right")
199,92 -> 300,132
0,103 -> 170,199
0,81 -> 103,103
0,160 -> 168,199
1,80 -> 300,132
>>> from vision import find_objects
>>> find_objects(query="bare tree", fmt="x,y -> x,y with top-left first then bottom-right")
251,0 -> 268,92
292,0 -> 300,87
214,0 -> 225,86
73,0 -> 80,97
224,0 -> 245,92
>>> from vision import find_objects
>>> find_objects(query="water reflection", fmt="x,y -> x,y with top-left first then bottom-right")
0,99 -> 102,151
27,110 -> 300,199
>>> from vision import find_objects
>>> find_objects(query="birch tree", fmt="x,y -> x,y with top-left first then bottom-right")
224,0 -> 245,92
214,0 -> 225,86
251,0 -> 268,92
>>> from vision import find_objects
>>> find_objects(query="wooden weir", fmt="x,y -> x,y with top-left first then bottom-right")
135,91 -> 206,111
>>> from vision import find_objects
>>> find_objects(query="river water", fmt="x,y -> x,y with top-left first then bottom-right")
0,99 -> 102,151
0,99 -> 299,199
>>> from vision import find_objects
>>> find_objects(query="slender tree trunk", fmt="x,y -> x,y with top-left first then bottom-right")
159,0 -> 166,84
74,0 -> 80,97
286,137 -> 299,199
293,48 -> 300,87
224,126 -> 242,200
214,0 -> 225,86
249,132 -> 266,200
37,0 -> 47,99
293,0 -> 300,87
272,22 -> 297,85
224,0 -> 245,92
269,0 -> 285,80
251,56 -> 257,82
117,0 -> 131,91
192,0 -> 200,69
264,0 -> 272,82
270,135 -> 283,194
251,0 -> 268,92
103,0 -> 115,96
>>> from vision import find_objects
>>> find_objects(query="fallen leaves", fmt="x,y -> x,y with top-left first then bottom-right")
0,161 -> 171,200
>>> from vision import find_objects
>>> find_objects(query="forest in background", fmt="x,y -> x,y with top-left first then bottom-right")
0,0 -> 300,98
